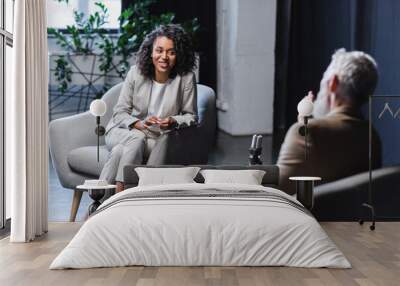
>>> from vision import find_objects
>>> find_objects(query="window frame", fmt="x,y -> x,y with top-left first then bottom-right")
0,0 -> 13,232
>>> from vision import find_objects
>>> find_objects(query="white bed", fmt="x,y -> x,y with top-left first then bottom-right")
50,183 -> 351,269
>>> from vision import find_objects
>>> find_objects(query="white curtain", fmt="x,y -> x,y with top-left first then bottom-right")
9,0 -> 49,242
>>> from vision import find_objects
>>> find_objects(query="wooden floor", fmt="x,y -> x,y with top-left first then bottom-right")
0,222 -> 399,286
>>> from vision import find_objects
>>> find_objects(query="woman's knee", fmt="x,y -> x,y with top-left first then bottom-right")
109,144 -> 124,158
125,130 -> 146,147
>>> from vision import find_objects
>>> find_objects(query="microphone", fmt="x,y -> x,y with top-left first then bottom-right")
249,134 -> 263,165
250,134 -> 257,149
256,135 -> 263,148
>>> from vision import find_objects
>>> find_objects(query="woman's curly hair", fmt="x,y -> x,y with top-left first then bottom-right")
136,24 -> 196,79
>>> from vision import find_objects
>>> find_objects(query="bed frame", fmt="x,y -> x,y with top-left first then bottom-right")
123,165 -> 280,189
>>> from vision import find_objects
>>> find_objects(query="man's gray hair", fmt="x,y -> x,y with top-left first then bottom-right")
326,48 -> 378,105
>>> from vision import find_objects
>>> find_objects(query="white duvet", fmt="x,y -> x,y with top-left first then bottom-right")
50,183 -> 351,269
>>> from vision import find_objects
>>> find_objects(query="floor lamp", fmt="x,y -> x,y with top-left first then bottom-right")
89,99 -> 107,162
297,95 -> 314,161
292,95 -> 317,210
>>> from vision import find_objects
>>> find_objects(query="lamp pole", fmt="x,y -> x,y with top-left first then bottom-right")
96,116 -> 100,162
90,99 -> 107,163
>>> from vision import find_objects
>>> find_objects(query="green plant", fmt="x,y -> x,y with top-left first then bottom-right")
53,56 -> 72,94
48,0 -> 200,95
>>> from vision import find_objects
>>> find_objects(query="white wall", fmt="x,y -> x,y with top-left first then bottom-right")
217,0 -> 276,135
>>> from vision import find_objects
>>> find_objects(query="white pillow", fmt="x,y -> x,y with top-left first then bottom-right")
135,167 -> 201,186
200,169 -> 266,185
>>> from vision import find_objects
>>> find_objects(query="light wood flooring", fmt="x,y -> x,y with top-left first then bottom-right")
1,222 -> 399,286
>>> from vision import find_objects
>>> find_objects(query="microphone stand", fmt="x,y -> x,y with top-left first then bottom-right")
299,116 -> 310,162
249,135 -> 263,165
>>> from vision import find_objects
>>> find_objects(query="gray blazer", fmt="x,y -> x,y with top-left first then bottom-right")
105,65 -> 198,135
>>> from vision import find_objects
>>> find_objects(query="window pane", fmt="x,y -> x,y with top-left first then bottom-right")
5,0 -> 14,33
47,0 -> 121,29
47,0 -> 80,29
5,44 -> 13,220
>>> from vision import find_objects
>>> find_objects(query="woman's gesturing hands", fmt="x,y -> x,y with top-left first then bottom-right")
133,116 -> 177,131
143,116 -> 160,128
159,117 -> 177,129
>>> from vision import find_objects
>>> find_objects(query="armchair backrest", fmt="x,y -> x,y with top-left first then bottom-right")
313,165 -> 400,220
100,82 -> 123,128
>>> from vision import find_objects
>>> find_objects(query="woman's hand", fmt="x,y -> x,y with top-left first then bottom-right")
159,117 -> 177,130
132,116 -> 160,130
132,120 -> 145,130
143,116 -> 160,128
132,116 -> 176,131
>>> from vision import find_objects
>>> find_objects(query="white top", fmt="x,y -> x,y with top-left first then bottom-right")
77,184 -> 116,190
148,80 -> 168,117
289,177 -> 321,181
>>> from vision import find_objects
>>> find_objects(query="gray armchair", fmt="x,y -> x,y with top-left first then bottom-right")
49,83 -> 216,221
313,166 -> 400,220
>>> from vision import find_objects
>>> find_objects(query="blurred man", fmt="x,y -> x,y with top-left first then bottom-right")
277,49 -> 381,195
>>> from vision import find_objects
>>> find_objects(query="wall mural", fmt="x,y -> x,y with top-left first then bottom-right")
46,0 -> 400,224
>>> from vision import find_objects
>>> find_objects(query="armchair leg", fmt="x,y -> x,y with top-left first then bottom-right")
70,189 -> 83,222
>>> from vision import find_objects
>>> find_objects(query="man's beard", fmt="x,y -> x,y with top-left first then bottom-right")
312,93 -> 330,119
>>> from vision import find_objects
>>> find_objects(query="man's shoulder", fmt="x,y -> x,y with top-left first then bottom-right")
286,117 -> 332,131
308,115 -> 341,126
309,113 -> 367,130
282,122 -> 306,146
285,115 -> 358,139
286,121 -> 303,136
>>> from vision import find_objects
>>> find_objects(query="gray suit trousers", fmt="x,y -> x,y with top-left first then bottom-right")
99,127 -> 168,184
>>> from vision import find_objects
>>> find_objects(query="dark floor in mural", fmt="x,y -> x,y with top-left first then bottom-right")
48,130 -> 285,221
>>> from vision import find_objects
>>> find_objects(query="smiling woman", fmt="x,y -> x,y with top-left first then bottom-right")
99,24 -> 198,193
136,24 -> 196,80
151,36 -> 177,82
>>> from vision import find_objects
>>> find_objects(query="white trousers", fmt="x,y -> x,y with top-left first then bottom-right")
100,128 -> 162,184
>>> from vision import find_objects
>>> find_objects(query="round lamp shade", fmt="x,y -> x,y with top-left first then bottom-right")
297,97 -> 314,117
90,99 -> 107,117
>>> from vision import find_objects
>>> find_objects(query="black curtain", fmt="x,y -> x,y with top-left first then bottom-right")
274,0 -> 381,130
122,0 -> 216,91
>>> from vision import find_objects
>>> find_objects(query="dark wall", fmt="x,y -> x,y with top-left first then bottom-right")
122,0 -> 216,91
275,0 -> 400,130
370,0 -> 400,95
